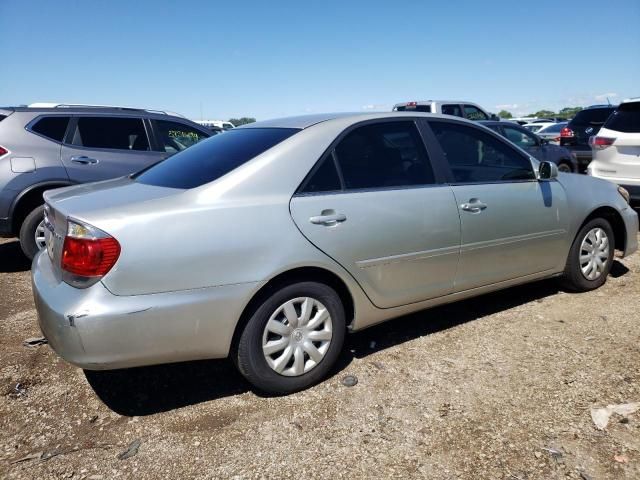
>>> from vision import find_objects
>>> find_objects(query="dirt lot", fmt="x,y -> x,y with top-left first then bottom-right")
1,230 -> 639,480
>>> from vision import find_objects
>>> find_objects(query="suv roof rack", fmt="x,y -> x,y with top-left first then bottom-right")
26,103 -> 184,118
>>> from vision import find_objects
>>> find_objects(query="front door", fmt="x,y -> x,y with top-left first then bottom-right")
290,120 -> 461,308
428,119 -> 569,291
61,116 -> 164,183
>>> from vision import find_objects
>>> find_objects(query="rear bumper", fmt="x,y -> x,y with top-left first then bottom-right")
31,251 -> 262,370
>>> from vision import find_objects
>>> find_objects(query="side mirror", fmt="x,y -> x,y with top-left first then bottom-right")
539,161 -> 558,180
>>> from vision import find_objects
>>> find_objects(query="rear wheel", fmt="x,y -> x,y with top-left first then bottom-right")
560,218 -> 614,292
235,281 -> 345,394
557,161 -> 573,173
19,205 -> 45,260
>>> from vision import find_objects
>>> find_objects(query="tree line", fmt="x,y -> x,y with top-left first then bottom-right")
497,107 -> 584,120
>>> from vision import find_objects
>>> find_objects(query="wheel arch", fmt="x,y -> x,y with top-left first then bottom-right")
579,206 -> 626,252
10,181 -> 74,234
230,266 -> 355,353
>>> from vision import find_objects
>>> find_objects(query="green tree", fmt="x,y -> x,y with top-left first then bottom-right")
228,117 -> 256,126
557,107 -> 582,120
498,110 -> 512,119
532,110 -> 555,118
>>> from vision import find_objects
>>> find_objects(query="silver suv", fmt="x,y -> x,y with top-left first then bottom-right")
0,104 -> 211,258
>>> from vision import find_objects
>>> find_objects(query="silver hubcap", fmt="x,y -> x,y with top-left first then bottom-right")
579,227 -> 610,280
262,297 -> 333,377
558,163 -> 571,173
35,220 -> 46,250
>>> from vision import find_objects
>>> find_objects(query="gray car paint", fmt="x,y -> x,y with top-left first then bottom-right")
32,112 -> 638,371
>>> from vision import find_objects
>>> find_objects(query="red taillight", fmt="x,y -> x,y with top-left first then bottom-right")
589,136 -> 616,148
560,127 -> 574,137
0,145 -> 8,156
60,220 -> 120,280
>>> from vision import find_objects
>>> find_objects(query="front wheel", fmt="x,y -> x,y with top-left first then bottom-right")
560,218 -> 614,292
234,281 -> 346,394
19,205 -> 46,260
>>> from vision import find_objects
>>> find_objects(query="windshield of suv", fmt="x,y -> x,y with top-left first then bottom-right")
604,102 -> 640,133
135,128 -> 299,189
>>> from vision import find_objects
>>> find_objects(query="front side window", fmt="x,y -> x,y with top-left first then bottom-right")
135,128 -> 298,189
70,117 -> 149,151
604,103 -> 640,133
334,121 -> 435,190
430,121 -> 535,183
502,126 -> 538,148
153,120 -> 209,153
442,104 -> 462,117
463,105 -> 489,121
31,116 -> 70,142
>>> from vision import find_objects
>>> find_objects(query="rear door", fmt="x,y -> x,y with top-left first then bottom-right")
427,119 -> 569,291
290,119 -> 461,308
61,115 -> 164,183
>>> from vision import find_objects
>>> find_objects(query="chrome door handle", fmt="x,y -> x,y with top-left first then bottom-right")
460,199 -> 487,213
309,213 -> 347,225
70,156 -> 99,165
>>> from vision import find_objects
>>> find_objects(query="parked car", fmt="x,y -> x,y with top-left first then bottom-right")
523,122 -> 556,133
588,97 -> 640,204
195,120 -> 235,130
0,103 -> 211,259
481,121 -> 577,172
536,122 -> 568,145
392,100 -> 497,121
560,105 -> 617,172
32,112 -> 638,395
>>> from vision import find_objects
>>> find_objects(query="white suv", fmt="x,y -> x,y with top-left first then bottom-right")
588,97 -> 640,204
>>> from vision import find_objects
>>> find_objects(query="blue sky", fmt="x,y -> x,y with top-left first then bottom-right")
1,0 -> 638,120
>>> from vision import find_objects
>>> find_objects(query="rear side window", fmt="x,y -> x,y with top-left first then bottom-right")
442,104 -> 462,117
336,121 -> 434,190
570,108 -> 615,127
135,128 -> 298,189
604,103 -> 640,133
70,117 -> 149,151
430,121 -> 535,183
395,105 -> 432,112
31,116 -> 70,142
152,120 -> 209,153
301,154 -> 342,193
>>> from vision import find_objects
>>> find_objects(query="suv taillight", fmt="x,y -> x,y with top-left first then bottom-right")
589,136 -> 616,149
61,219 -> 120,287
560,127 -> 574,137
0,145 -> 8,157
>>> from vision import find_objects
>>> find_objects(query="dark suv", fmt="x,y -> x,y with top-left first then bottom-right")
0,104 -> 211,258
560,105 -> 617,172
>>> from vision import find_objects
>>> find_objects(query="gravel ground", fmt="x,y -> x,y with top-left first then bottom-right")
1,228 -> 639,480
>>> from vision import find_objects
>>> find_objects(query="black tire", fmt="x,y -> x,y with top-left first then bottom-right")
560,218 -> 614,292
234,281 -> 345,395
557,160 -> 573,173
19,205 -> 45,260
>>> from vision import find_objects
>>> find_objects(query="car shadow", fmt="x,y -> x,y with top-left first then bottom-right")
0,240 -> 31,273
86,277 -> 587,416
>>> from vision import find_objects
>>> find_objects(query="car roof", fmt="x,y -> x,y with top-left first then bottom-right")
2,104 -> 187,118
621,97 -> 640,105
240,111 -> 475,130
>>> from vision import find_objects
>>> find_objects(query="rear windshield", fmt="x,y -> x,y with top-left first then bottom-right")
570,108 -> 615,127
135,128 -> 299,189
604,102 -> 640,133
395,105 -> 432,112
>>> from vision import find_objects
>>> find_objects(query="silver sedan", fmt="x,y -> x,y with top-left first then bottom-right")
32,112 -> 638,394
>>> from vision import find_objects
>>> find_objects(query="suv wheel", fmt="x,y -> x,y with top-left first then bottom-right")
560,218 -> 614,292
557,161 -> 573,173
235,281 -> 345,394
19,205 -> 45,260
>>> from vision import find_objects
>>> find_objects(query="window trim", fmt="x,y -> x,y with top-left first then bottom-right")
25,114 -> 73,145
62,114 -> 153,154
422,118 -> 538,185
294,118 -> 447,197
